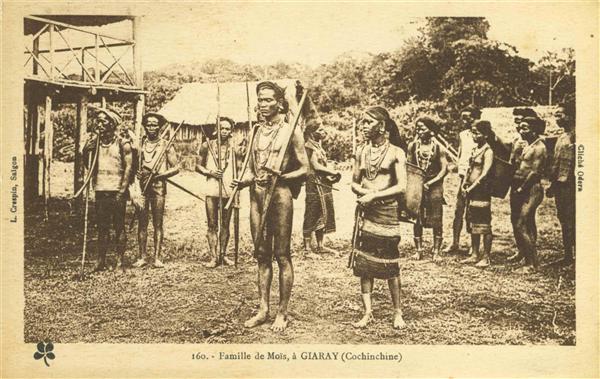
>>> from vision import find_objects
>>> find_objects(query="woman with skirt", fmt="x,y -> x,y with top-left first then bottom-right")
407,117 -> 448,261
461,120 -> 495,267
350,106 -> 407,329
303,127 -> 340,257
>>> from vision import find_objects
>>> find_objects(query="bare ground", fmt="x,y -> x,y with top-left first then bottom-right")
24,164 -> 575,344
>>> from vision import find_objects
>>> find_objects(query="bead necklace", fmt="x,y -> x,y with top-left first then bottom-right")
212,139 -> 231,171
143,138 -> 160,164
364,140 -> 390,180
415,139 -> 435,172
254,120 -> 283,170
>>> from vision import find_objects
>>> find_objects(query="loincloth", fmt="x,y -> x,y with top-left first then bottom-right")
419,181 -> 444,229
353,199 -> 401,279
303,178 -> 336,235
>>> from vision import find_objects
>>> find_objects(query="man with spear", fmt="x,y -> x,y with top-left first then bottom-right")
82,107 -> 133,272
195,116 -> 244,267
132,113 -> 180,269
231,81 -> 309,332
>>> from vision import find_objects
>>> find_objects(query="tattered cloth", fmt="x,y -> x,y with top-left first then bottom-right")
353,199 -> 401,280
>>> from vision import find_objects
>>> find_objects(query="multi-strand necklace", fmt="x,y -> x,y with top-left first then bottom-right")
254,119 -> 282,170
213,140 -> 231,171
364,140 -> 390,180
143,138 -> 160,165
415,139 -> 435,172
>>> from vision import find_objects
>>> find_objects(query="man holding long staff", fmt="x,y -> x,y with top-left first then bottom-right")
133,113 -> 180,269
231,81 -> 309,332
195,116 -> 243,267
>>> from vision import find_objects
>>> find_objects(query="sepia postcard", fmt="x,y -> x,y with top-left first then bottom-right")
1,1 -> 599,377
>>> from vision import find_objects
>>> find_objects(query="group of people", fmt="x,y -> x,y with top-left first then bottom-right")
80,80 -> 575,332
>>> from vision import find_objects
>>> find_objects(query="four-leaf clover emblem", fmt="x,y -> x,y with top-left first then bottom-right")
33,341 -> 55,367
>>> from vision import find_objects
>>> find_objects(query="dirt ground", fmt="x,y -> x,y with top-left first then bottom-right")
24,163 -> 575,344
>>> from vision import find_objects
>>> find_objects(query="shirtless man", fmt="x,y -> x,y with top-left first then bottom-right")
195,117 -> 243,267
508,116 -> 547,269
444,106 -> 480,254
232,81 -> 309,332
351,106 -> 407,329
133,113 -> 180,269
83,108 -> 133,271
546,101 -> 576,264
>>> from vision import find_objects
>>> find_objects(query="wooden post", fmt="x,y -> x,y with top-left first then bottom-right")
25,91 -> 41,198
32,35 -> 39,75
95,34 -> 100,84
74,95 -> 88,195
134,94 -> 145,138
43,94 -> 53,220
81,47 -> 86,82
36,103 -> 43,197
49,24 -> 54,79
132,16 -> 143,89
101,96 -> 106,108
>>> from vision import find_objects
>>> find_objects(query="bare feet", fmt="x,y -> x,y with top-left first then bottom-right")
507,252 -> 523,263
460,255 -> 479,264
442,244 -> 459,254
432,253 -> 443,262
244,310 -> 269,328
222,256 -> 234,266
515,265 -> 535,274
270,313 -> 289,332
475,258 -> 490,268
132,258 -> 147,268
393,310 -> 406,329
352,312 -> 374,328
153,259 -> 164,269
411,252 -> 422,260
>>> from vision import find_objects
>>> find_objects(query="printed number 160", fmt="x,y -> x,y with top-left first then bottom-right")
192,353 -> 208,360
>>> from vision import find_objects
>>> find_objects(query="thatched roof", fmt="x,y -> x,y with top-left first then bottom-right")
158,79 -> 300,126
25,15 -> 132,35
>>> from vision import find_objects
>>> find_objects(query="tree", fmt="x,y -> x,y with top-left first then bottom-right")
533,48 -> 575,105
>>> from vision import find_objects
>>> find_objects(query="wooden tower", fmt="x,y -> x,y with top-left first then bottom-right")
23,15 -> 146,216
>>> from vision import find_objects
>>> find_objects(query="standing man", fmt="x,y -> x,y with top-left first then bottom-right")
133,113 -> 180,269
350,106 -> 407,329
444,106 -> 480,254
195,117 -> 243,267
83,108 -> 133,271
408,117 -> 448,260
546,101 -> 576,264
231,81 -> 309,332
508,116 -> 548,270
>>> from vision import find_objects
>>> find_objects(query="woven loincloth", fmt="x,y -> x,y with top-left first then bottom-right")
353,199 -> 401,279
303,177 -> 336,235
466,183 -> 492,234
419,181 -> 443,229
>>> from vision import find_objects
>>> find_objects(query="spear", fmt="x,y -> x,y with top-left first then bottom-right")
79,137 -> 99,279
224,79 -> 256,211
215,78 -> 224,266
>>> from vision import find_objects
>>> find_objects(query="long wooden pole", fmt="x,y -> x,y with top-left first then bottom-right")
80,144 -> 95,279
43,95 -> 53,221
224,79 -> 254,210
215,79 -> 224,265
